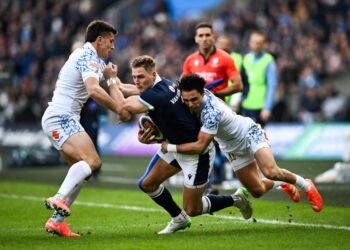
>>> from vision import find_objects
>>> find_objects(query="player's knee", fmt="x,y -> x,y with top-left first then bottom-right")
89,156 -> 102,172
138,178 -> 146,192
248,186 -> 265,198
139,179 -> 158,193
184,206 -> 201,217
261,166 -> 280,180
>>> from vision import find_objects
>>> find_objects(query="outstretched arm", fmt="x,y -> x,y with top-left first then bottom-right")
118,82 -> 140,97
84,76 -> 131,122
161,131 -> 214,154
108,77 -> 148,114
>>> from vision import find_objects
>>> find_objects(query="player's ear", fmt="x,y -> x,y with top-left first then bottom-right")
96,36 -> 103,45
195,35 -> 199,44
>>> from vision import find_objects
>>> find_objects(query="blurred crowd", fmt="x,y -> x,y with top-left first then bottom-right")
0,0 -> 350,125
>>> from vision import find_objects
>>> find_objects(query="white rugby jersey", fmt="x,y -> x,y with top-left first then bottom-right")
47,42 -> 106,118
199,89 -> 255,153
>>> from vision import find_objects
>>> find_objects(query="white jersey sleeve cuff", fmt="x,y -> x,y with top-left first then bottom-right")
200,127 -> 217,135
138,97 -> 154,111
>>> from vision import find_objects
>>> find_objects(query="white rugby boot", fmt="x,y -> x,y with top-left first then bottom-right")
232,187 -> 253,220
158,211 -> 191,235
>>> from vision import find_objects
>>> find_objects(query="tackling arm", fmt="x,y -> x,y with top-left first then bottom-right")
119,83 -> 140,97
84,77 -> 131,122
161,131 -> 214,154
108,78 -> 148,114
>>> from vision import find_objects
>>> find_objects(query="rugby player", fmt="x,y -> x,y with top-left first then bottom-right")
161,74 -> 323,213
41,20 -> 131,237
108,55 -> 253,234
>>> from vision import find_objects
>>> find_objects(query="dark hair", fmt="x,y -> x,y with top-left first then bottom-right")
85,20 -> 117,42
195,21 -> 213,33
178,74 -> 206,94
130,55 -> 156,72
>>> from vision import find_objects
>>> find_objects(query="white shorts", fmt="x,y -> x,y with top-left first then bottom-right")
157,144 -> 215,188
223,124 -> 270,172
41,110 -> 84,150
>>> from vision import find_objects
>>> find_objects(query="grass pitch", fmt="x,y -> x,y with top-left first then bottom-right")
0,181 -> 349,250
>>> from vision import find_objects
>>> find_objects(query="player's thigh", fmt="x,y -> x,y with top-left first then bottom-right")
254,147 -> 277,173
142,156 -> 181,187
61,131 -> 100,168
176,146 -> 215,189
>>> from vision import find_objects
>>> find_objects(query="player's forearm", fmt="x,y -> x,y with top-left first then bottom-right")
119,83 -> 139,97
108,82 -> 129,112
175,142 -> 207,154
89,85 -> 125,115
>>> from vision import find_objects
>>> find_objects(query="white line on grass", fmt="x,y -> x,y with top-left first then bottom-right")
1,193 -> 349,231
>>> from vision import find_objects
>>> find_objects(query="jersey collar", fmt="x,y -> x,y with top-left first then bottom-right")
84,42 -> 98,56
198,47 -> 217,64
153,74 -> 162,86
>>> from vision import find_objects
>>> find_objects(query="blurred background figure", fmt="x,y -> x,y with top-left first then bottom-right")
316,134 -> 350,183
240,31 -> 278,128
216,34 -> 243,113
298,87 -> 322,124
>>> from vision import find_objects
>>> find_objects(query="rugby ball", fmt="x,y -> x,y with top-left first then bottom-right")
138,115 -> 164,141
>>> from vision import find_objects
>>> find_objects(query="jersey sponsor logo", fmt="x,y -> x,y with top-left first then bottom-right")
169,85 -> 175,93
197,72 -> 217,83
194,59 -> 199,66
87,60 -> 99,71
52,130 -> 60,140
188,174 -> 193,180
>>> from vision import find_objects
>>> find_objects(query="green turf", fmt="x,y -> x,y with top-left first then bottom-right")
0,181 -> 349,250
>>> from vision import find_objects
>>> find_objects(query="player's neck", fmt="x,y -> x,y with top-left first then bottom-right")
200,46 -> 215,60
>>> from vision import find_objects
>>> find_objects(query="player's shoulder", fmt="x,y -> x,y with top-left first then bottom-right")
216,48 -> 233,60
203,91 -> 223,114
185,51 -> 200,61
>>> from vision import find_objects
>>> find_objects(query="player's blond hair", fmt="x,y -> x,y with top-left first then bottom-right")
130,55 -> 155,72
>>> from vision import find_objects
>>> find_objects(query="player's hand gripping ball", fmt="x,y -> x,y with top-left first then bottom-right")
138,115 -> 164,142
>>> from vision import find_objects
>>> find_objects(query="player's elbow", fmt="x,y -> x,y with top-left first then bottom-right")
194,144 -> 207,154
235,80 -> 244,92
87,85 -> 100,98
232,77 -> 244,92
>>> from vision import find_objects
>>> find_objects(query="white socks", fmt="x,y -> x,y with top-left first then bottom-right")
272,181 -> 284,189
201,196 -> 211,214
56,161 -> 92,198
295,175 -> 311,191
66,181 -> 84,207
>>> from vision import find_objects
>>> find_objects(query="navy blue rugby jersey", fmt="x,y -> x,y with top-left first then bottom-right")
139,78 -> 200,144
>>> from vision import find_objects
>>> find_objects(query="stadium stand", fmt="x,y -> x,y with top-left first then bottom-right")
0,0 -> 349,126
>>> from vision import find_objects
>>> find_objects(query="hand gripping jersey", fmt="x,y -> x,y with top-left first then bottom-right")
199,89 -> 255,153
47,42 -> 106,119
139,76 -> 200,144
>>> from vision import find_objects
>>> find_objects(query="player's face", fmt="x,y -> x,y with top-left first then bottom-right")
131,67 -> 156,93
195,27 -> 215,51
181,89 -> 204,113
96,32 -> 115,58
249,33 -> 266,54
